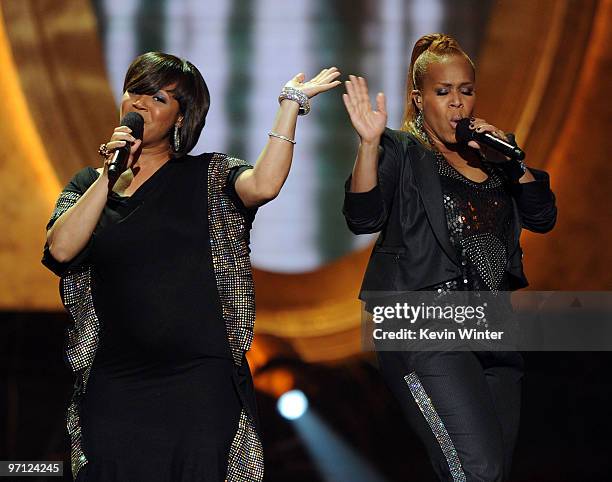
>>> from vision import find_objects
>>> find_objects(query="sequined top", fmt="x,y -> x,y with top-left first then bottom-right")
431,153 -> 513,294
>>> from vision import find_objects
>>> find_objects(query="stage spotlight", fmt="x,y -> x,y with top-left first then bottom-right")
291,408 -> 390,481
277,389 -> 309,420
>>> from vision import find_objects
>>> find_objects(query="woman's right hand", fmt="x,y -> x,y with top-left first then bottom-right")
342,75 -> 387,144
102,126 -> 142,174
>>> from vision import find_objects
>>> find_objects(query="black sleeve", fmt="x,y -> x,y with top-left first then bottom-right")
42,167 -> 100,276
224,164 -> 257,226
342,128 -> 403,234
510,167 -> 557,233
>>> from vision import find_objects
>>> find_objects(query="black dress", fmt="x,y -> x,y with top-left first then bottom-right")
55,155 -> 249,481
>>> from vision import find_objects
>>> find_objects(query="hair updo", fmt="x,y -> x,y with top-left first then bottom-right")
400,33 -> 475,145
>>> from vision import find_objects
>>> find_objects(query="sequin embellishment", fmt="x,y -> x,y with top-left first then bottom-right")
434,152 -> 513,293
208,153 -> 264,481
461,233 -> 507,292
226,410 -> 265,481
405,372 -> 466,482
48,191 -> 81,227
47,190 -> 99,478
208,154 -> 256,366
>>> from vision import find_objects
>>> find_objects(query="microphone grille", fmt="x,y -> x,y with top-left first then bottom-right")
120,112 -> 145,140
455,118 -> 472,144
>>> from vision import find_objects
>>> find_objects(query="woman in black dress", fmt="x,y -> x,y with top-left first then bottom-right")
42,52 -> 340,482
342,34 -> 557,481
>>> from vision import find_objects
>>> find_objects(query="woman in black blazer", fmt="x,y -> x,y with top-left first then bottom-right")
342,34 -> 556,481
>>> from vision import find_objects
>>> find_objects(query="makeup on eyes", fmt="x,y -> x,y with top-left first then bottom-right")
435,87 -> 474,96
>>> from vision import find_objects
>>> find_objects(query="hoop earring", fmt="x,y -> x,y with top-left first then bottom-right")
173,123 -> 181,152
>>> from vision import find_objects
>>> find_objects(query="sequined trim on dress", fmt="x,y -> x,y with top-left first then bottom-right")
208,153 -> 264,482
226,409 -> 265,481
48,191 -> 81,227
404,372 -> 466,482
49,190 -> 100,479
208,154 -> 256,367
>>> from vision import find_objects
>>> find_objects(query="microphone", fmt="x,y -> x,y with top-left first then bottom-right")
455,118 -> 525,161
107,112 -> 144,182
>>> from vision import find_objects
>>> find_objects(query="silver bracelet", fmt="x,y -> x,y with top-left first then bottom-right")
278,86 -> 310,116
268,131 -> 296,144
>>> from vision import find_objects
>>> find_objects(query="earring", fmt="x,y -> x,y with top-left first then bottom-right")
414,109 -> 434,147
173,123 -> 181,152
415,109 -> 424,130
415,109 -> 428,140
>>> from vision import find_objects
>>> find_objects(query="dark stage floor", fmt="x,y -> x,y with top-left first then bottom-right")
1,312 -> 608,481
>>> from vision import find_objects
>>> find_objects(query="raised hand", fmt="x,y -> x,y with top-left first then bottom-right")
284,67 -> 341,99
342,75 -> 387,144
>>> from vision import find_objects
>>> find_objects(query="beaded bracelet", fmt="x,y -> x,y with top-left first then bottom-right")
278,86 -> 310,116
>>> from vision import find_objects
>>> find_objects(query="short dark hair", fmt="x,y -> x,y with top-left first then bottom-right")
123,52 -> 210,157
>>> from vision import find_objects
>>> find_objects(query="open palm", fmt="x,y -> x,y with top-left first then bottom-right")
285,67 -> 341,99
342,75 -> 387,143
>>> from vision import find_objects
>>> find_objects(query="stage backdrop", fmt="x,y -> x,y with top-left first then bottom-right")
1,0 -> 610,360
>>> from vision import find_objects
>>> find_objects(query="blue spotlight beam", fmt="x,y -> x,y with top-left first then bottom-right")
292,409 -> 390,482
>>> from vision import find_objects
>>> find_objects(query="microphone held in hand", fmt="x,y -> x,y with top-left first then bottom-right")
107,112 -> 145,182
455,118 -> 525,161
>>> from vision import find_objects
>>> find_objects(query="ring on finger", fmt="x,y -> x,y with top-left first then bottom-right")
98,143 -> 112,160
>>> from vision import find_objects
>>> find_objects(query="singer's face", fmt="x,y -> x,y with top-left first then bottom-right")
120,83 -> 182,149
418,55 -> 475,145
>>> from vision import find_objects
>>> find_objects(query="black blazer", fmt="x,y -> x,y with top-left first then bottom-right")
343,128 -> 557,298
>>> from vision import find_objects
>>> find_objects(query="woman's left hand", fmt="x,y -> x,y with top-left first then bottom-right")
467,117 -> 511,163
284,67 -> 342,99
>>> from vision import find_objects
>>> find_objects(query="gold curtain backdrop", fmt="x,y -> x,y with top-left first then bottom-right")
2,0 -> 610,361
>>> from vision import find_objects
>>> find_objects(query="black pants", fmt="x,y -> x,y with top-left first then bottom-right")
377,350 -> 524,482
